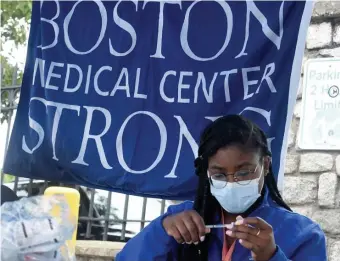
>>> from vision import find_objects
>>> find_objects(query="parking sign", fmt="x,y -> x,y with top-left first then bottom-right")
299,58 -> 340,150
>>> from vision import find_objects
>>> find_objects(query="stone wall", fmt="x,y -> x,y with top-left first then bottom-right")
76,241 -> 125,261
282,1 -> 340,260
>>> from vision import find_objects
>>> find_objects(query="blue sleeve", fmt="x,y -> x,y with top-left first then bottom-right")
269,224 -> 327,261
115,201 -> 194,261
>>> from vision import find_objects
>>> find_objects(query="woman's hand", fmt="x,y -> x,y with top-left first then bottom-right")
162,210 -> 210,245
226,217 -> 277,261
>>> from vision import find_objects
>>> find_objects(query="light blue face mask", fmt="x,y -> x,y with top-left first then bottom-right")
210,170 -> 263,214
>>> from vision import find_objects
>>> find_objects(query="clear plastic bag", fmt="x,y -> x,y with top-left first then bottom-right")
1,195 -> 77,261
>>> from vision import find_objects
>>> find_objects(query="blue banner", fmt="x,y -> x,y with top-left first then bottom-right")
4,0 -> 313,200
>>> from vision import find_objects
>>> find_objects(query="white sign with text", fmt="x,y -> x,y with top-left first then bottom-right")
299,58 -> 340,150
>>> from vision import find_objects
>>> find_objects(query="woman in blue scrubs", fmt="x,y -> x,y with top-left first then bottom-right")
116,115 -> 327,261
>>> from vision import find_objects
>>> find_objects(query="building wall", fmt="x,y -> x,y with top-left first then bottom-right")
282,1 -> 340,260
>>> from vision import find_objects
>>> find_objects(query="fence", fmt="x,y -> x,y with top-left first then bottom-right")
0,70 -> 170,242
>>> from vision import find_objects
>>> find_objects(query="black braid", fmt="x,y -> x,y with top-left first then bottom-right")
177,115 -> 291,261
266,166 -> 292,211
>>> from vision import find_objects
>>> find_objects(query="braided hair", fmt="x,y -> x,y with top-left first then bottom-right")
177,115 -> 291,261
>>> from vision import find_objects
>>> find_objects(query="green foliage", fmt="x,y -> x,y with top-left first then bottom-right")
1,55 -> 23,123
0,0 -> 31,84
1,0 -> 32,46
2,174 -> 15,183
1,55 -> 23,86
1,1 -> 31,123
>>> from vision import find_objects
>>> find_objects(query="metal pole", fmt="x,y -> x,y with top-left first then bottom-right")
121,195 -> 129,241
103,191 -> 112,241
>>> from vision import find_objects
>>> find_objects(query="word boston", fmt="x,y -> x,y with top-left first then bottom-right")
4,0 -> 313,200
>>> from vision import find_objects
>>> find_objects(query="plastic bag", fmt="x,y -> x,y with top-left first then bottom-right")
1,195 -> 76,261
